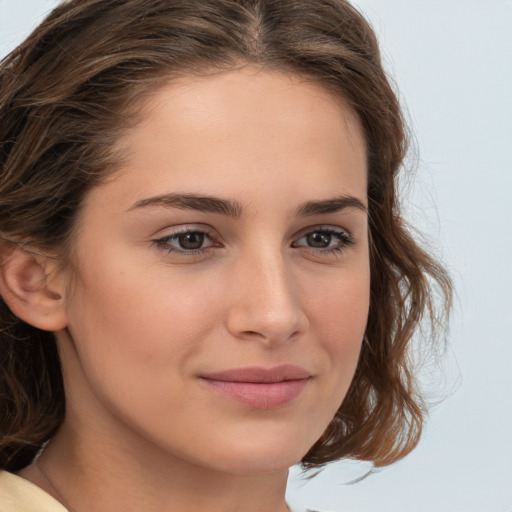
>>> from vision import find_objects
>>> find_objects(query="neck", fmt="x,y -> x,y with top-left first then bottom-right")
23,424 -> 290,512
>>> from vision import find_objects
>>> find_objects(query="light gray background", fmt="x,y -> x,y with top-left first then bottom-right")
1,1 -> 511,511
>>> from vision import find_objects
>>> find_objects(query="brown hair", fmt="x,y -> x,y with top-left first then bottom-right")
0,0 -> 451,472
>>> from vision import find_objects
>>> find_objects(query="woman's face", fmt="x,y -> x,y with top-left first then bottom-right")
56,68 -> 370,474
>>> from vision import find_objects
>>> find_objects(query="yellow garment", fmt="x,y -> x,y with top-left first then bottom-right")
0,471 -> 68,512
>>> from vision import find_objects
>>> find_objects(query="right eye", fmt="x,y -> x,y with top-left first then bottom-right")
153,227 -> 220,255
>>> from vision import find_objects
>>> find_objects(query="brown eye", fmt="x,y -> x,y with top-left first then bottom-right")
154,228 -> 217,254
178,232 -> 205,250
306,232 -> 332,248
292,227 -> 354,254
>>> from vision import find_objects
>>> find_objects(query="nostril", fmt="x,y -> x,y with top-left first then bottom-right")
243,330 -> 265,338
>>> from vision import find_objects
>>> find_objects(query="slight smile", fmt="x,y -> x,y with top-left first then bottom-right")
199,365 -> 312,409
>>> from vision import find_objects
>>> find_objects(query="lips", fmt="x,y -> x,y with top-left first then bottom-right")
199,365 -> 312,409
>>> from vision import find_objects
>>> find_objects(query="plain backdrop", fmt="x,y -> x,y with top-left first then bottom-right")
1,1 -> 511,511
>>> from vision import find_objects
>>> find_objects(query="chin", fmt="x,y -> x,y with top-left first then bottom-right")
210,449 -> 305,475
188,426 -> 319,475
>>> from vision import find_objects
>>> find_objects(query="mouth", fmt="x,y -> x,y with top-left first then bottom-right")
199,365 -> 312,409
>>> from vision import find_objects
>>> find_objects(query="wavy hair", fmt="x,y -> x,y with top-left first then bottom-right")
0,0 -> 452,472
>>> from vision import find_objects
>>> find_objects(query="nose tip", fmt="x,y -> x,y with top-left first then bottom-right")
226,258 -> 309,346
231,303 -> 307,345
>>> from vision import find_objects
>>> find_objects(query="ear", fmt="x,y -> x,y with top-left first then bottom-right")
0,244 -> 68,331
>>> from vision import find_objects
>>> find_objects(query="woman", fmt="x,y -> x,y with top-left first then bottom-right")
0,1 -> 452,511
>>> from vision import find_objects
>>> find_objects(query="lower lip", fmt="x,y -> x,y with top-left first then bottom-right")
201,378 -> 310,409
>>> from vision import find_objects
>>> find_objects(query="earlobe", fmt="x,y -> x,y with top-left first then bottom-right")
0,244 -> 68,331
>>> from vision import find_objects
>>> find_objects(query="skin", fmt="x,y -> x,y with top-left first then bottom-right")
18,67 -> 370,512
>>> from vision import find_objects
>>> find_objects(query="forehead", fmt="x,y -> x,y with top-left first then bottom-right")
134,67 -> 366,160
96,67 -> 367,214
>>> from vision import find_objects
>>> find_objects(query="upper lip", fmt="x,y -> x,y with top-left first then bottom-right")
200,365 -> 312,383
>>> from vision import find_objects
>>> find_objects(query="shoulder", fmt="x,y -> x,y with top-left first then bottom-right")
0,473 -> 329,512
0,471 -> 68,512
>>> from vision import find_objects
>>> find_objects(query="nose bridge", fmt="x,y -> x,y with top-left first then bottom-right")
226,243 -> 307,344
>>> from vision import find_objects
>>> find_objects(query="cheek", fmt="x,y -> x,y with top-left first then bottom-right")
305,265 -> 370,386
63,256 -> 257,442
67,265 -> 222,369
62,259 -> 226,430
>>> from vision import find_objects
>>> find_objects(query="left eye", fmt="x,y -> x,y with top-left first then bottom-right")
292,228 -> 353,251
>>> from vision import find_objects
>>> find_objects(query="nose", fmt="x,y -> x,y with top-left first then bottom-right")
225,248 -> 309,346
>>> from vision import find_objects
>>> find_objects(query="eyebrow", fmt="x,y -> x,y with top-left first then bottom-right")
297,195 -> 367,216
128,193 -> 367,217
128,193 -> 243,218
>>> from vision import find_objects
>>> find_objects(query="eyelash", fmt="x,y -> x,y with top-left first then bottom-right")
152,226 -> 219,256
291,227 -> 354,255
152,226 -> 354,256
